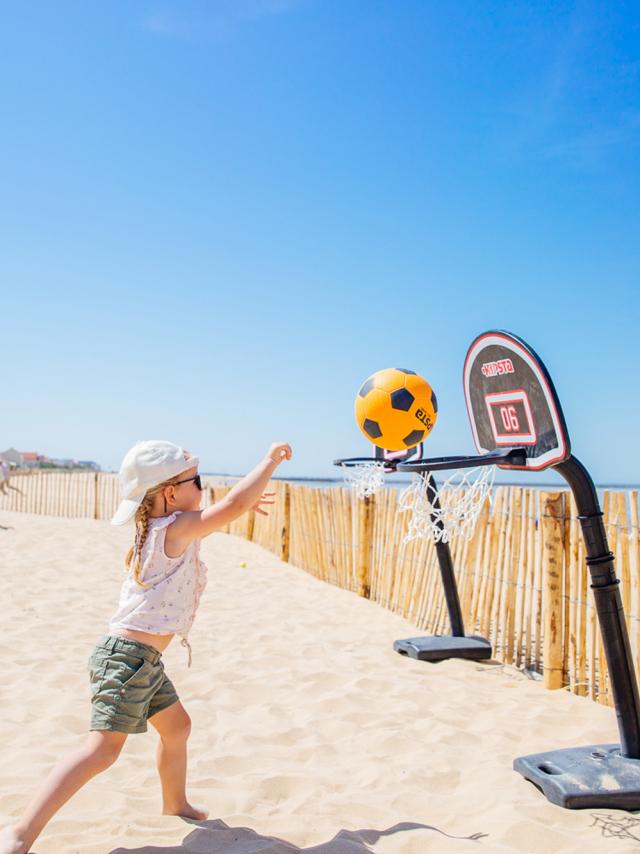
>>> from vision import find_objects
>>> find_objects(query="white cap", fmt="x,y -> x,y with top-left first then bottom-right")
111,440 -> 200,526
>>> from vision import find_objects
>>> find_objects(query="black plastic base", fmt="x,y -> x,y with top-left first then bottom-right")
393,635 -> 492,662
514,744 -> 640,809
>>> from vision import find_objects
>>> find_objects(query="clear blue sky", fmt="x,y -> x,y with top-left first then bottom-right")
2,1 -> 639,484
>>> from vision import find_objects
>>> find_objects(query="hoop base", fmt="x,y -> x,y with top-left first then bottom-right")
393,634 -> 492,662
514,745 -> 640,809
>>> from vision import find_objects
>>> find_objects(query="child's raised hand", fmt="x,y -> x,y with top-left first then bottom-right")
266,443 -> 292,464
251,491 -> 276,516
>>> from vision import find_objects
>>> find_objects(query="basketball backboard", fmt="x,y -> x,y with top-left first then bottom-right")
463,331 -> 571,471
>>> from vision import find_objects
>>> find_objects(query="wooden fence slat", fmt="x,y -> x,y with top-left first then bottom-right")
541,492 -> 564,690
504,489 -> 522,665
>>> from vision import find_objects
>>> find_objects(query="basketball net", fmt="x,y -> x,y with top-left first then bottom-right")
341,460 -> 496,542
341,461 -> 387,499
399,466 -> 496,544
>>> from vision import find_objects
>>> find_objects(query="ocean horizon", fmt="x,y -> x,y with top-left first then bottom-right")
204,473 -> 640,491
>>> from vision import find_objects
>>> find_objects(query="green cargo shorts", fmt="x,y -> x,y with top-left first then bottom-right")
88,634 -> 179,734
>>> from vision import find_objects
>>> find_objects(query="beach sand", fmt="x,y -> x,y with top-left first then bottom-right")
0,509 -> 636,853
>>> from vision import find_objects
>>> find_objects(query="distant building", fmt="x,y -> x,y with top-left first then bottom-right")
0,448 -> 101,471
20,452 -> 41,468
0,448 -> 25,468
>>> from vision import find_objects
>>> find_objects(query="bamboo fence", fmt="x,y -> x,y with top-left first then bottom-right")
0,471 -> 214,519
2,471 -> 640,706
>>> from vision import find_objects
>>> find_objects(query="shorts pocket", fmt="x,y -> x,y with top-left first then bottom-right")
103,655 -> 144,684
90,654 -> 146,699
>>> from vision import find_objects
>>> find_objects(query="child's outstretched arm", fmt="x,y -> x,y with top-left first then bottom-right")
170,442 -> 292,546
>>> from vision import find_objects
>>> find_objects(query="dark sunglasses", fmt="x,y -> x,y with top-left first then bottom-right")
174,474 -> 202,491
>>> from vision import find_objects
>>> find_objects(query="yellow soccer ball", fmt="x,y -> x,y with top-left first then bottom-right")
355,368 -> 438,451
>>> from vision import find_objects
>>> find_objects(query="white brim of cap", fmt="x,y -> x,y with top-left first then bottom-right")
110,455 -> 201,526
111,495 -> 145,526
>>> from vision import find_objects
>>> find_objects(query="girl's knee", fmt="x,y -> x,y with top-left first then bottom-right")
165,713 -> 191,741
149,701 -> 191,741
84,731 -> 127,768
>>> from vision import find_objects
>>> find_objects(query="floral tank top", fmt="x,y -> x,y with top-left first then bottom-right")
108,511 -> 208,667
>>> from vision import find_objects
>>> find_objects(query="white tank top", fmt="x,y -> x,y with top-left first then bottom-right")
108,511 -> 208,667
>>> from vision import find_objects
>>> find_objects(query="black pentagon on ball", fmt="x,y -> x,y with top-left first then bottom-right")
403,429 -> 425,447
395,368 -> 417,375
431,390 -> 438,413
358,378 -> 375,398
363,419 -> 383,440
390,388 -> 414,411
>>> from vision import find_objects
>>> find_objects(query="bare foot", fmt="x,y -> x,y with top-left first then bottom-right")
0,826 -> 29,854
162,802 -> 209,821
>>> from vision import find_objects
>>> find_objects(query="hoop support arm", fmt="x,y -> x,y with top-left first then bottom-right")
333,457 -> 397,470
397,447 -> 527,473
334,447 -> 526,473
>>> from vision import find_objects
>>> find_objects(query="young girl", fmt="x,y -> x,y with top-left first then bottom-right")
0,438 -> 292,854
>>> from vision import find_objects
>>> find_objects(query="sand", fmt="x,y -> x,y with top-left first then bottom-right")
0,509 -> 637,853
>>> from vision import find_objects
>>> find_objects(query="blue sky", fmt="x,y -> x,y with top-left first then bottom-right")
2,1 -> 639,483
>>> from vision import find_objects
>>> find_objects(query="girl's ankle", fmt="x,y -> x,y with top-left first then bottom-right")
0,825 -> 29,854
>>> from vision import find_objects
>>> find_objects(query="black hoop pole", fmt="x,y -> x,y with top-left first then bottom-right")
554,455 -> 640,758
424,473 -> 465,637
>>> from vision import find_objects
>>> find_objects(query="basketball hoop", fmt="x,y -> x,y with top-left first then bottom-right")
398,464 -> 496,544
335,330 -> 640,810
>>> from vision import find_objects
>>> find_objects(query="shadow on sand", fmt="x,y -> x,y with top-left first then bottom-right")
110,818 -> 488,852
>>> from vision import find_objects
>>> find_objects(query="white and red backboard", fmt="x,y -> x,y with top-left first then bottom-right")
463,331 -> 571,471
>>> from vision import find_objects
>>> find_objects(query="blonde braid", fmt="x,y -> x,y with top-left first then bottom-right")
124,474 -> 181,588
134,501 -> 153,588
